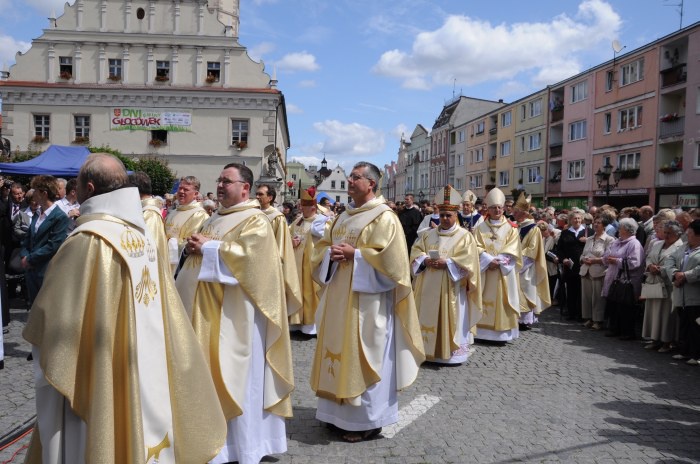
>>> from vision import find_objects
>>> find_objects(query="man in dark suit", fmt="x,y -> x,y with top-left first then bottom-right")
20,176 -> 69,306
399,194 -> 423,253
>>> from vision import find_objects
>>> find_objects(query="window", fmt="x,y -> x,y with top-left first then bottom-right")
472,174 -> 483,188
59,56 -> 72,78
34,115 -> 50,138
606,70 -> 614,91
336,196 -> 341,203
569,120 -> 587,141
207,62 -> 221,82
603,113 -> 612,134
331,180 -> 336,189
621,59 -> 644,86
618,106 -> 643,130
498,170 -> 510,187
156,60 -> 170,79
341,180 -> 345,189
450,131 -> 456,145
151,130 -> 167,145
108,59 -> 122,79
519,137 -> 526,153
500,140 -> 511,157
527,166 -> 541,184
456,178 -> 463,190
475,148 -> 484,162
529,99 -> 542,117
231,119 -> 249,145
475,121 -> 485,135
74,115 -> 90,139
501,111 -> 512,127
291,174 -> 297,180
457,153 -> 464,166
528,133 -> 541,151
520,104 -> 526,120
696,143 -> 700,168
571,81 -> 588,103
458,130 -> 465,143
567,160 -> 585,180
618,152 -> 640,171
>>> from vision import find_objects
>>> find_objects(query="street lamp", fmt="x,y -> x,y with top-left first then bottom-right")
418,190 -> 424,202
595,160 -> 622,204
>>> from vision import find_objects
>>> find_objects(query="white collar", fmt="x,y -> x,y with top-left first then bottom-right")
80,187 -> 147,231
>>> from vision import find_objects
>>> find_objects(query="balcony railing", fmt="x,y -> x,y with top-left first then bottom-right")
550,108 -> 563,123
659,116 -> 685,138
657,170 -> 682,186
549,143 -> 562,158
660,63 -> 687,87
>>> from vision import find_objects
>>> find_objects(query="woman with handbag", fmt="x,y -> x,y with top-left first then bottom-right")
602,218 -> 645,340
642,220 -> 684,352
580,216 -> 615,330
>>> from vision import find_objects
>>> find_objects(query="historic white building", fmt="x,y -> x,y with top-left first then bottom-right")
317,165 -> 349,205
0,0 -> 289,194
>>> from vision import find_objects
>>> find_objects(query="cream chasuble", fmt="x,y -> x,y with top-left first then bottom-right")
310,197 -> 424,404
263,206 -> 303,317
23,187 -> 226,464
165,201 -> 208,270
289,214 -> 329,333
410,225 -> 482,362
142,197 -> 169,265
474,217 -> 522,339
517,219 -> 551,315
175,200 -> 294,420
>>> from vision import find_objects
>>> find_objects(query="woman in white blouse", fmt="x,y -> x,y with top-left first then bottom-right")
579,216 -> 615,330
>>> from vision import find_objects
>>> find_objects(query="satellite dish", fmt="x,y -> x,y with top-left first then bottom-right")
612,40 -> 623,53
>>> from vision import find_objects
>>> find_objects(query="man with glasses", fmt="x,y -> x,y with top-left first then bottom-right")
165,175 -> 207,274
473,188 -> 522,342
256,184 -> 303,320
410,186 -> 481,364
175,163 -> 293,463
310,161 -> 424,443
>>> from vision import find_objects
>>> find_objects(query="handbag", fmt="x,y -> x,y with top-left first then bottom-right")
640,281 -> 666,299
607,258 -> 635,305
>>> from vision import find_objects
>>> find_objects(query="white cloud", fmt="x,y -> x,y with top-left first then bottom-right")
286,103 -> 303,114
0,35 -> 31,67
298,79 -> 317,88
276,52 -> 320,73
373,0 -> 620,90
312,120 -> 385,157
393,124 -> 409,141
248,42 -> 275,62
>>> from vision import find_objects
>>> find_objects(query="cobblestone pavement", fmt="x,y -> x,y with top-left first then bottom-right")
2,306 -> 699,463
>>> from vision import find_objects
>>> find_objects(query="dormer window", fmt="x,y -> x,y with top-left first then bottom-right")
59,56 -> 73,79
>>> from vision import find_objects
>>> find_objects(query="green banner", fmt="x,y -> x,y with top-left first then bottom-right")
110,107 -> 192,131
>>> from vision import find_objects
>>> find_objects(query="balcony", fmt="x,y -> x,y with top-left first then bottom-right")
488,155 -> 496,170
659,116 -> 684,138
489,127 -> 497,142
550,108 -> 563,123
547,178 -> 561,194
657,169 -> 682,186
549,143 -> 562,158
660,64 -> 687,87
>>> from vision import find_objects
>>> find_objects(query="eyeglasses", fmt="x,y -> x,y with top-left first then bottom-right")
347,174 -> 368,182
216,178 -> 246,186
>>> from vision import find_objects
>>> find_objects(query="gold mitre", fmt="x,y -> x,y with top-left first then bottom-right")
514,191 -> 532,212
300,186 -> 317,206
484,187 -> 505,207
462,189 -> 477,204
434,185 -> 462,211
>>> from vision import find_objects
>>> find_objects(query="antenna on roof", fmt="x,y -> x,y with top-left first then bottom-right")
611,40 -> 626,84
664,0 -> 684,30
452,78 -> 456,98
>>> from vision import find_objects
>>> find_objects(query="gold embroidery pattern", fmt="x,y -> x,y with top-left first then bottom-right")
135,266 -> 158,306
324,349 -> 341,377
420,324 -> 436,343
146,433 -> 171,463
120,228 -> 145,258
146,242 -> 156,262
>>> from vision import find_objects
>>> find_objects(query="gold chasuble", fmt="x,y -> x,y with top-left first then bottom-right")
142,197 -> 169,264
310,197 -> 424,403
289,214 -> 329,328
263,206 -> 303,317
23,188 -> 226,464
165,201 -> 208,270
175,200 -> 294,419
410,226 -> 482,361
518,219 -> 551,314
474,217 -> 522,332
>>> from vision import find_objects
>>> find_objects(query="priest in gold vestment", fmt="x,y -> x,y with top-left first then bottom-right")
256,183 -> 303,318
164,175 -> 208,273
310,162 -> 424,443
474,187 -> 523,342
175,163 -> 293,464
289,186 -> 331,334
410,186 -> 482,364
513,192 -> 551,330
23,154 -> 226,463
130,171 -> 169,264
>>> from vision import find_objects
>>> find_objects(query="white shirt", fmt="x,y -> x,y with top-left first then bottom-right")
34,203 -> 60,232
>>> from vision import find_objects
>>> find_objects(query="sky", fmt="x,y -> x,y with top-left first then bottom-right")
2,0 -> 700,174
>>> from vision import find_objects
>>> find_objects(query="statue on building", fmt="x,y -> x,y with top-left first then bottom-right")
266,147 -> 279,177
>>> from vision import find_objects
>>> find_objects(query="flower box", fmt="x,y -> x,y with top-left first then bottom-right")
155,75 -> 169,82
233,140 -> 247,150
108,74 -> 121,82
205,75 -> 218,84
72,136 -> 90,145
618,168 -> 640,179
149,139 -> 164,148
59,71 -> 72,80
31,135 -> 48,144
659,166 -> 681,174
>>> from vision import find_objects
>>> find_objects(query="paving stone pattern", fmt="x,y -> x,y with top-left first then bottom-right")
2,307 -> 699,463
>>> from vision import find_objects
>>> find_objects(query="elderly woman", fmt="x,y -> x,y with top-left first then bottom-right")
644,209 -> 676,251
642,220 -> 684,352
580,216 -> 615,330
556,210 -> 589,321
602,218 -> 645,340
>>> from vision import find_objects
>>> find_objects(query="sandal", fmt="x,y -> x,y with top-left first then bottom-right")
342,427 -> 382,443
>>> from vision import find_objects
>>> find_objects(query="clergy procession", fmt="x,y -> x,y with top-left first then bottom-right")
3,154 -> 700,463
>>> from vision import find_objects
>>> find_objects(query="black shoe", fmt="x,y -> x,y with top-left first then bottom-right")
2,327 -> 8,334
26,353 -> 33,361
518,323 -> 532,331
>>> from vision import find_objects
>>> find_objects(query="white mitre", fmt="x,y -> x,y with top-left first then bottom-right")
484,187 -> 505,207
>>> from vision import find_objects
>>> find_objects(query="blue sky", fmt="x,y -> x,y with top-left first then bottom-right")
2,0 -> 700,173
